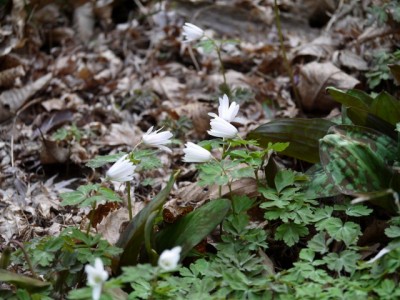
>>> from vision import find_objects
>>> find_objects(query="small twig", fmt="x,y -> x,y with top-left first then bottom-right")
349,27 -> 400,47
188,46 -> 200,71
273,0 -> 303,115
9,240 -> 39,279
127,181 -> 133,220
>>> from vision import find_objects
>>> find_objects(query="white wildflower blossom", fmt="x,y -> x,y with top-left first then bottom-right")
208,94 -> 242,123
183,142 -> 213,163
208,115 -> 238,139
182,22 -> 204,43
158,246 -> 182,271
106,154 -> 136,182
84,258 -> 109,300
142,126 -> 173,153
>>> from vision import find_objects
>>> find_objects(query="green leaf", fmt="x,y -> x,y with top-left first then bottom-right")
320,218 -> 361,246
319,133 -> 393,194
323,250 -> 361,274
156,198 -> 231,259
275,169 -> 295,193
307,232 -> 330,254
114,172 -> 178,271
385,226 -> 400,238
275,223 -> 309,247
0,270 -> 50,292
230,166 -> 255,180
247,118 -> 334,163
345,204 -> 373,217
327,87 -> 370,110
370,92 -> 400,125
86,153 -> 125,168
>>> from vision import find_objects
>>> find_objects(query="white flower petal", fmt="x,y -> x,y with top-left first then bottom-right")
84,258 -> 108,300
158,246 -> 182,271
182,23 -> 204,43
142,127 -> 173,152
215,94 -> 242,123
208,116 -> 238,139
106,154 -> 136,182
183,142 -> 212,163
367,247 -> 391,263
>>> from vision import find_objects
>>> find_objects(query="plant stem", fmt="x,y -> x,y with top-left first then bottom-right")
273,0 -> 303,115
127,181 -> 133,220
10,240 -> 39,279
210,39 -> 230,96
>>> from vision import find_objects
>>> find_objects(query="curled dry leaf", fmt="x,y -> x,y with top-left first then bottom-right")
209,177 -> 259,200
333,50 -> 368,71
74,2 -> 95,43
293,36 -> 335,61
0,66 -> 25,88
297,61 -> 359,113
0,73 -> 52,122
101,123 -> 142,147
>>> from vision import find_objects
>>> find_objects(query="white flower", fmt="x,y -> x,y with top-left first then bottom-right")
142,126 -> 173,153
208,116 -> 238,139
208,94 -> 242,123
85,258 -> 109,300
183,142 -> 212,163
182,22 -> 204,43
158,246 -> 182,271
106,154 -> 136,182
367,247 -> 391,264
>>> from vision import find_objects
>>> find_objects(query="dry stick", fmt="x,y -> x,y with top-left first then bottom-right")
349,27 -> 400,47
273,0 -> 303,115
9,240 -> 39,280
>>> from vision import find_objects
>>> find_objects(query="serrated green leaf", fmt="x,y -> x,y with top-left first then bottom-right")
345,204 -> 373,217
275,223 -> 309,247
323,250 -> 360,274
319,218 -> 361,246
275,170 -> 295,193
230,166 -> 255,180
248,118 -> 334,163
307,232 -> 329,254
385,225 -> 400,238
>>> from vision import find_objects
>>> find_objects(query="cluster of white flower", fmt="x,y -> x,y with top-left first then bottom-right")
183,94 -> 242,162
105,127 -> 173,183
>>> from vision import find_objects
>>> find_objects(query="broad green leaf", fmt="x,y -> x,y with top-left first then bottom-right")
320,218 -> 361,246
114,171 -> 178,271
155,198 -> 231,259
347,107 -> 396,139
275,223 -> 309,247
0,270 -> 50,292
327,87 -> 370,110
370,92 -> 400,125
247,118 -> 334,163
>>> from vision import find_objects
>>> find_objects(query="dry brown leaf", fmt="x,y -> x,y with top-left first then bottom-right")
210,177 -> 259,200
148,76 -> 185,101
170,102 -> 212,136
0,65 -> 25,88
40,139 -> 70,164
74,2 -> 95,43
293,36 -> 335,61
297,61 -> 360,112
333,50 -> 368,71
101,123 -> 142,147
0,73 -> 52,122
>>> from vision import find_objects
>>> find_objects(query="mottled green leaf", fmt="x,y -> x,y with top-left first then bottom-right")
248,118 -> 334,163
86,153 -> 124,168
319,133 -> 393,194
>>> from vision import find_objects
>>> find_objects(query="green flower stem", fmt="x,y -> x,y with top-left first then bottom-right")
208,38 -> 229,95
127,181 -> 133,220
273,0 -> 303,114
